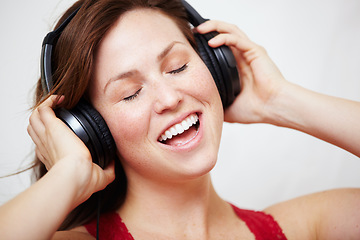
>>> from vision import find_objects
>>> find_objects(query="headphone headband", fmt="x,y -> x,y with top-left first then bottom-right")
181,0 -> 240,107
39,3 -> 240,238
39,0 -> 240,165
41,7 -> 81,94
181,0 -> 207,26
40,1 -> 240,106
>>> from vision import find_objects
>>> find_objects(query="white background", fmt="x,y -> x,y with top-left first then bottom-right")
1,0 -> 359,210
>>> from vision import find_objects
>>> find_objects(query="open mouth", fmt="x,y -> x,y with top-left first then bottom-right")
158,113 -> 200,146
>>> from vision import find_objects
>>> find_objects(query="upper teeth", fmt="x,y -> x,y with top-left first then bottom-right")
158,114 -> 199,142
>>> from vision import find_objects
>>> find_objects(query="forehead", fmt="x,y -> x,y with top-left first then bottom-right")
96,8 -> 189,61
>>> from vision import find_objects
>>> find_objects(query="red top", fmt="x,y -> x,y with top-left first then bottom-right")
85,204 -> 287,240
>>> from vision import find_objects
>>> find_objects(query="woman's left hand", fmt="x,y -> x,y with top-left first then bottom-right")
196,20 -> 289,125
197,20 -> 360,158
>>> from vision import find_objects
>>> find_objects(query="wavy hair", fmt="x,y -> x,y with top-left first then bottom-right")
33,0 -> 196,230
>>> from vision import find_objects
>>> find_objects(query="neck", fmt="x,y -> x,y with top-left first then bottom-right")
118,173 -> 231,239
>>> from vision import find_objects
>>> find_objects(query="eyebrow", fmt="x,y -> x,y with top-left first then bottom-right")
157,41 -> 182,61
104,41 -> 184,93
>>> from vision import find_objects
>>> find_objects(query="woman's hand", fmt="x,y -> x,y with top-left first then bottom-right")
0,96 -> 115,240
197,20 -> 360,157
196,20 -> 289,124
27,96 -> 115,207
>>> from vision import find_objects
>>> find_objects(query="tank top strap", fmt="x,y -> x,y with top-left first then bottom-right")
84,211 -> 134,240
230,204 -> 287,240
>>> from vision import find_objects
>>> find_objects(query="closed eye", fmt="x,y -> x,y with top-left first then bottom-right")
123,88 -> 142,102
168,63 -> 188,74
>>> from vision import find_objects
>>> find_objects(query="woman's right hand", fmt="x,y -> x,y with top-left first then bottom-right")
27,95 -> 115,207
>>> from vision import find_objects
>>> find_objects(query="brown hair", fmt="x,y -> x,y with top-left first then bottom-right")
33,0 -> 196,230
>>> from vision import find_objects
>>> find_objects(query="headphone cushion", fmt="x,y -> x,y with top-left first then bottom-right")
194,33 -> 227,105
76,99 -> 116,168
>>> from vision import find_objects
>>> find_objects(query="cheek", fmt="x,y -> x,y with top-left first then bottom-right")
102,106 -> 150,155
192,60 -> 224,132
189,60 -> 222,108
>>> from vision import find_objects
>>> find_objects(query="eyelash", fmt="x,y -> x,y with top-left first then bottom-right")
168,63 -> 188,74
123,88 -> 142,102
122,64 -> 188,102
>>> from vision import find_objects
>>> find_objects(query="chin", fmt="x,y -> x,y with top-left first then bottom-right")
172,151 -> 218,182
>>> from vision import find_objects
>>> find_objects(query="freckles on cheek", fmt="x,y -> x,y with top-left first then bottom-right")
190,67 -> 218,100
107,109 -> 149,152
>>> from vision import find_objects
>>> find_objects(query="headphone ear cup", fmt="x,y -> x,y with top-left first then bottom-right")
54,99 -> 116,169
194,33 -> 227,107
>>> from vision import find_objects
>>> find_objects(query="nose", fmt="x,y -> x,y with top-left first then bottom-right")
153,81 -> 182,114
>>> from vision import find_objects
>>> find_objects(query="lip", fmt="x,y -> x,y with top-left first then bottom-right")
157,111 -> 203,151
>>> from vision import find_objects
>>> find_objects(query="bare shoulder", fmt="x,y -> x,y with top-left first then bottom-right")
264,188 -> 360,240
52,226 -> 94,240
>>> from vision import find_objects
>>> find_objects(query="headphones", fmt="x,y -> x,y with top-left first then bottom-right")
40,0 -> 240,169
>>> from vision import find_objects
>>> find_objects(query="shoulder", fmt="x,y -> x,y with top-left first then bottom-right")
264,188 -> 360,240
51,226 -> 94,240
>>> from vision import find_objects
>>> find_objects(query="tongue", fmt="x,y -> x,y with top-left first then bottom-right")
166,125 -> 198,146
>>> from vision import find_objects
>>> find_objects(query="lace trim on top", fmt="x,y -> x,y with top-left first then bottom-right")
85,204 -> 287,240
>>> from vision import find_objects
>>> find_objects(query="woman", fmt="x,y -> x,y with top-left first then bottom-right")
1,0 -> 359,239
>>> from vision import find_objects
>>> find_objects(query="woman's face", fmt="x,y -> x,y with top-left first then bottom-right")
89,9 -> 223,183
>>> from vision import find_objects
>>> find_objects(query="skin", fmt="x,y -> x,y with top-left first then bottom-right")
88,9 -> 224,185
87,9 -> 245,239
0,7 -> 359,240
197,20 -> 360,240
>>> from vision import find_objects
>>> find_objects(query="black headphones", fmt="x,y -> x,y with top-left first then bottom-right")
40,0 -> 240,169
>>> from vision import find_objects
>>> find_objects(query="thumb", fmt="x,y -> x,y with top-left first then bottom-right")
93,160 -> 116,192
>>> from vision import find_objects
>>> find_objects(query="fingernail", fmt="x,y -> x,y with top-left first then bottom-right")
208,37 -> 217,45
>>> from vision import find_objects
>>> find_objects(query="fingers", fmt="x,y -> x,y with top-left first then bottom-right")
29,95 -> 115,207
196,20 -> 248,38
28,107 -> 48,164
27,123 -> 49,167
37,95 -> 64,128
28,96 -> 62,133
27,95 -> 70,167
196,20 -> 289,125
28,97 -> 56,152
196,20 -> 257,52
